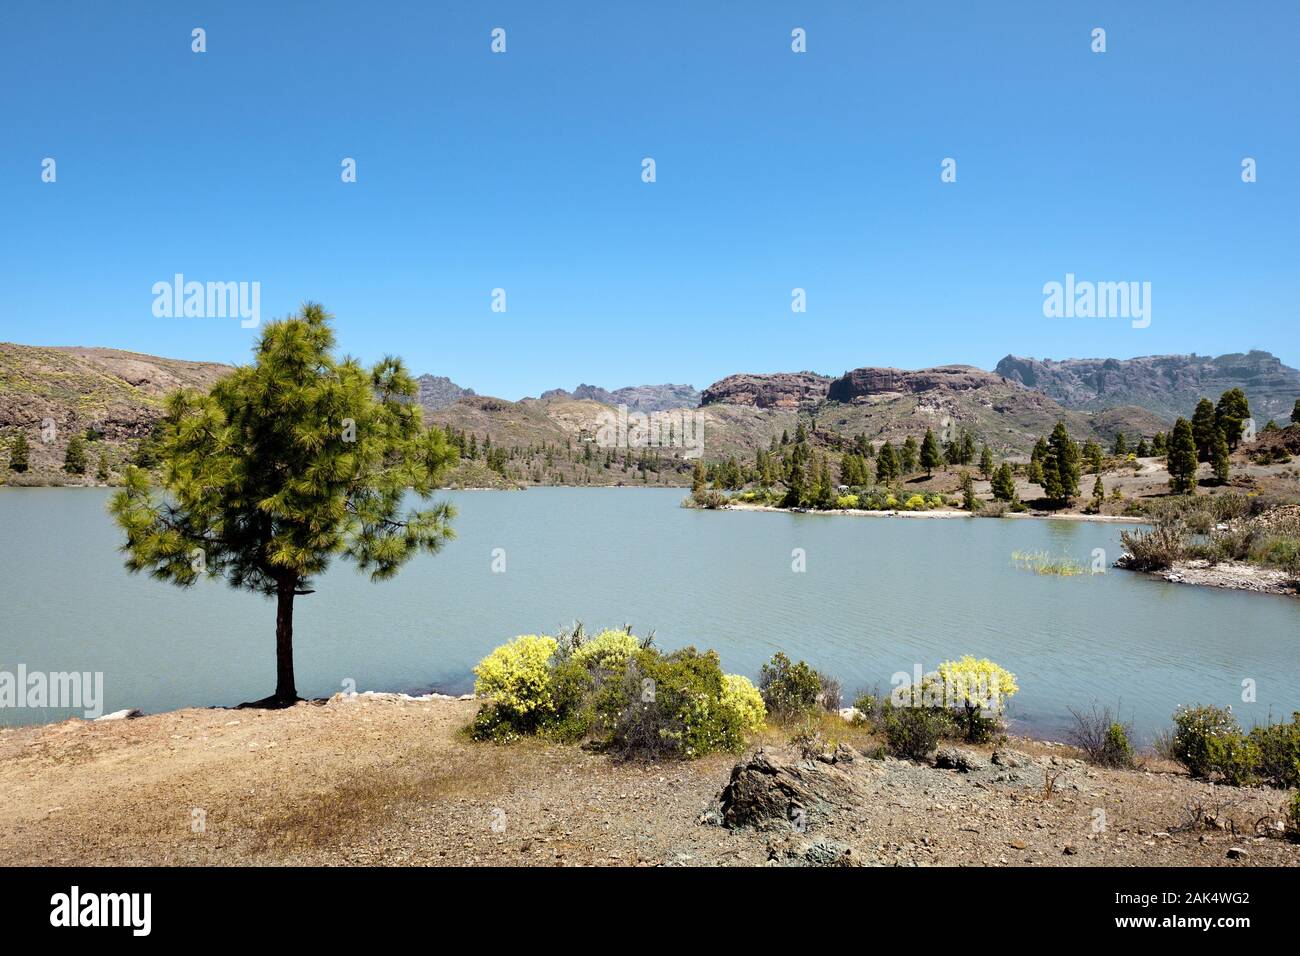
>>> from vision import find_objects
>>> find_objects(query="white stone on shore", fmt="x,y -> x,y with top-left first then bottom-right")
95,708 -> 143,721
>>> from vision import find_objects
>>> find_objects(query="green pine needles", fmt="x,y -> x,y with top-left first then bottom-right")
110,303 -> 458,703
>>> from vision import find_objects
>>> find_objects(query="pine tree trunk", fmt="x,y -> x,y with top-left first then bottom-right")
274,581 -> 298,702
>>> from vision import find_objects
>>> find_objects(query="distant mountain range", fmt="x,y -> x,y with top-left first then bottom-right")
3,341 -> 1296,485
995,351 -> 1300,423
531,383 -> 701,413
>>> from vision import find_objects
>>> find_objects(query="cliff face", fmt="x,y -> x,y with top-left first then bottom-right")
416,374 -> 475,410
995,351 -> 1300,422
826,365 -> 1006,402
700,372 -> 832,409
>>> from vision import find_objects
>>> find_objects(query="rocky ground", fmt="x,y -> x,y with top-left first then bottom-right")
2,695 -> 1296,867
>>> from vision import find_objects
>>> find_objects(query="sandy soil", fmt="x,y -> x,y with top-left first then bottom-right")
2,695 -> 1296,867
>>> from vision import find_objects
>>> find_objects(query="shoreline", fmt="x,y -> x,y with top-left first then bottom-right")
720,501 -> 1148,524
4,693 -> 1296,867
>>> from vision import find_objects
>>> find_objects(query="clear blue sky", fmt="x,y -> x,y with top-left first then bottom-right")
1,1 -> 1296,399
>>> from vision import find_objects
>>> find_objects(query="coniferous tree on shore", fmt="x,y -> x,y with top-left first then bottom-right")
990,462 -> 1017,503
1215,388 -> 1250,449
1211,428 -> 1231,484
8,431 -> 29,472
919,428 -> 942,478
1082,439 -> 1104,474
1191,398 -> 1218,462
110,304 -> 458,704
1041,422 -> 1081,505
978,444 -> 994,479
64,435 -> 88,475
900,435 -> 918,474
876,441 -> 900,483
1167,417 -> 1199,495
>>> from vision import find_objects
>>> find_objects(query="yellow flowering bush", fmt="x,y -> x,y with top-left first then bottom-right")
572,628 -> 640,673
719,674 -> 766,735
471,630 -> 771,758
472,634 -> 559,732
934,656 -> 1019,742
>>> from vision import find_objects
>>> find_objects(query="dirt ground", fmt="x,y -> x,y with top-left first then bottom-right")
2,694 -> 1296,867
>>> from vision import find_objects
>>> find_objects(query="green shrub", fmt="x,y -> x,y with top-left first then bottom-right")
1068,705 -> 1136,768
1286,793 -> 1300,842
571,628 -> 640,674
1247,713 -> 1300,789
1171,704 -> 1242,778
470,631 -> 770,759
597,647 -> 739,759
883,705 -> 952,760
1205,734 -> 1260,786
758,652 -> 823,720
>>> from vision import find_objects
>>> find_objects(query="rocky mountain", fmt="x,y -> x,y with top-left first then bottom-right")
995,351 -> 1300,423
415,374 -> 475,410
533,383 -> 701,413
700,364 -> 1164,459
826,365 -> 1005,402
700,372 -> 832,409
0,344 -> 231,481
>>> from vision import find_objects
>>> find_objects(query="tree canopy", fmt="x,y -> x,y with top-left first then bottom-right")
110,304 -> 458,702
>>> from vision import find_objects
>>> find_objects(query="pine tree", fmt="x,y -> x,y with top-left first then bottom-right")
1151,432 -> 1167,456
1292,399 -> 1300,425
1090,475 -> 1105,512
96,454 -> 110,482
1211,427 -> 1231,484
794,421 -> 807,444
64,435 -> 88,475
1111,432 -> 1127,456
1215,388 -> 1250,449
1135,437 -> 1150,458
1167,417 -> 1198,495
990,462 -> 1016,503
1041,422 -> 1080,505
1082,439 -> 1103,474
876,441 -> 899,483
960,470 -> 976,511
8,431 -> 30,472
919,428 -> 942,478
900,436 -> 918,474
978,444 -> 994,479
1191,398 -> 1218,462
110,304 -> 458,703
958,429 -> 976,466
1028,437 -> 1047,487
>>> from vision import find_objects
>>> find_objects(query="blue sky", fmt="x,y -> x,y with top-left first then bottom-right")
1,0 -> 1296,399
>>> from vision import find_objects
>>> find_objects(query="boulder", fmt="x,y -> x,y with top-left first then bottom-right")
718,747 -> 865,831
934,747 -> 987,772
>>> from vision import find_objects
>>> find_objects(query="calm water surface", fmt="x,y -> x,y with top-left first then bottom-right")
1,487 -> 1296,740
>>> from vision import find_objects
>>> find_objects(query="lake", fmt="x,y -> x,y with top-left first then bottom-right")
1,487 -> 1296,740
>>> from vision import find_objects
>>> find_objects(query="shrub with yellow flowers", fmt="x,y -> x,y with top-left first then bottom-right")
933,656 -> 1019,743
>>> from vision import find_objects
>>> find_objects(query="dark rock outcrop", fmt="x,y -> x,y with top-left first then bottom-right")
700,372 -> 831,409
717,746 -> 865,831
827,365 -> 1007,403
